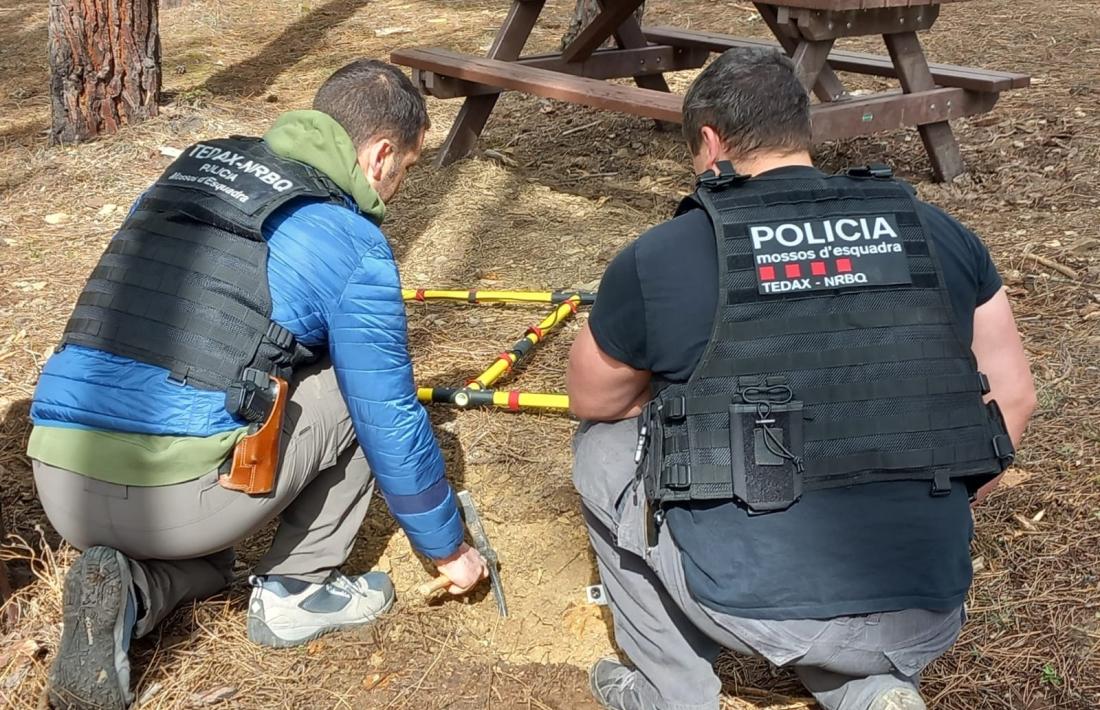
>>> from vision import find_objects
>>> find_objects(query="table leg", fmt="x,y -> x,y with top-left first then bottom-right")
599,1 -> 674,129
755,3 -> 846,102
562,0 -> 646,63
884,30 -> 964,182
605,6 -> 669,93
791,38 -> 836,94
434,0 -> 546,167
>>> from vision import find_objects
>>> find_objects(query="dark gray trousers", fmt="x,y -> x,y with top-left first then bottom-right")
573,419 -> 965,710
33,360 -> 372,637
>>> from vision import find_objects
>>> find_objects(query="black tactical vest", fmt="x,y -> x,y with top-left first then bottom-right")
639,163 -> 1014,516
60,137 -> 344,414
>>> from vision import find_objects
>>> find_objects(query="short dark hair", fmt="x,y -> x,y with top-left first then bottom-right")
313,59 -> 430,151
682,48 -> 811,160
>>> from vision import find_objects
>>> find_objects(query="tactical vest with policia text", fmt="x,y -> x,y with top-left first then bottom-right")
59,137 -> 345,422
637,163 -> 1014,522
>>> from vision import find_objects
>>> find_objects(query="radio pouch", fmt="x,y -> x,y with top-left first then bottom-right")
729,401 -> 804,513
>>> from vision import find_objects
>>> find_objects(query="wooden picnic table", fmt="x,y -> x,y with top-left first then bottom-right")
391,0 -> 1029,181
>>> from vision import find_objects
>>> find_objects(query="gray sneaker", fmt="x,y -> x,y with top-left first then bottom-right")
49,546 -> 137,710
246,571 -> 394,648
589,657 -> 645,710
869,686 -> 928,710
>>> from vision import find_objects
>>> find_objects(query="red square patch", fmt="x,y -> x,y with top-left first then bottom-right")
811,261 -> 827,276
785,264 -> 802,279
759,265 -> 776,281
835,258 -> 852,273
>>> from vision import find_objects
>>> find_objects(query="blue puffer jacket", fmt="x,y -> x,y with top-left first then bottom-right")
32,194 -> 464,559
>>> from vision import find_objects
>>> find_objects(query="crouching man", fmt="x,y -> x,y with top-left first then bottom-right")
29,59 -> 486,709
566,49 -> 1036,710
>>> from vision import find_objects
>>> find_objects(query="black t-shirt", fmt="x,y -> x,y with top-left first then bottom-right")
589,166 -> 1003,620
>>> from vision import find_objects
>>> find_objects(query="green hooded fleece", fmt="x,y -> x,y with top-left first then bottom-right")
264,110 -> 386,223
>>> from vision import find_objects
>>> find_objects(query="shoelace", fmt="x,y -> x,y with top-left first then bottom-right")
328,573 -> 375,598
599,665 -> 636,700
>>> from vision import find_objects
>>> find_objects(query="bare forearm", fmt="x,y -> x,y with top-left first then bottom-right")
996,392 -> 1036,449
969,289 -> 1036,504
972,389 -> 1036,503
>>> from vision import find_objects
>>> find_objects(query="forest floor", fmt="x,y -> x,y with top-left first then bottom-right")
1,0 -> 1098,708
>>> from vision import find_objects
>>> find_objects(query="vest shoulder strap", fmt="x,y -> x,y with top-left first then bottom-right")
843,163 -> 894,179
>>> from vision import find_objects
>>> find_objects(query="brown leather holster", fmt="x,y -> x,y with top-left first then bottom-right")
219,376 -> 288,496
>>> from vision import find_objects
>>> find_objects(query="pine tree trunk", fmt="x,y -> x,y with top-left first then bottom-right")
561,0 -> 645,50
48,0 -> 161,145
0,506 -> 12,628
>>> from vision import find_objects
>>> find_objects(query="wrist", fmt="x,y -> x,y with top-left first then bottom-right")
433,542 -> 466,565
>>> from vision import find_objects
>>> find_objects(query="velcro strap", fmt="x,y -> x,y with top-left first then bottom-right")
656,438 -> 999,502
910,272 -> 940,288
266,321 -> 296,350
806,405 -> 988,441
657,464 -> 735,502
680,373 -> 984,416
807,439 -> 998,481
801,373 -> 983,404
664,430 -> 730,453
697,340 -> 967,378
716,307 -> 950,341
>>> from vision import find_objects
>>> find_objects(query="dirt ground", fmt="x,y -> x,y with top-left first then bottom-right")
1,0 -> 1098,708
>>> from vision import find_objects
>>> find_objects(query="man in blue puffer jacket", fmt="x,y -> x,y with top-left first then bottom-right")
29,60 -> 487,710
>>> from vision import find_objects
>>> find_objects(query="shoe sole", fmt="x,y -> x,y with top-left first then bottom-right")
246,594 -> 395,649
49,547 -> 130,710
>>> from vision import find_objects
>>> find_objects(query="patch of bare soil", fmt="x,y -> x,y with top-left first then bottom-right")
2,0 -> 1098,708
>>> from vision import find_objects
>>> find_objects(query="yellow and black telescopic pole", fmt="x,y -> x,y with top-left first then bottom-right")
417,387 -> 569,412
467,295 -> 582,391
406,288 -> 594,413
403,289 -> 595,306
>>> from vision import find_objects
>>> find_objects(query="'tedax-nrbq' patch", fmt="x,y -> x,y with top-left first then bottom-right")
157,142 -> 298,216
747,215 -> 912,295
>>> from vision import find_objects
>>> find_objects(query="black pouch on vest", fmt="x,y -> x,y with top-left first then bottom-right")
729,402 -> 804,513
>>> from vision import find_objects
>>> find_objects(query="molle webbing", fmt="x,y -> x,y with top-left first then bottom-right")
646,169 -> 1011,511
60,137 -> 336,392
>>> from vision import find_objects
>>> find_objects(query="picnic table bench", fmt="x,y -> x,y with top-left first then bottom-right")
392,0 -> 1029,181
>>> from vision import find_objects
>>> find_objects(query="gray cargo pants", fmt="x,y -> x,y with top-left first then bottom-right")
573,419 -> 965,710
32,360 -> 373,638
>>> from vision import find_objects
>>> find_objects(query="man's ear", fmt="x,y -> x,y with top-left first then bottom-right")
359,138 -> 395,183
700,126 -> 725,173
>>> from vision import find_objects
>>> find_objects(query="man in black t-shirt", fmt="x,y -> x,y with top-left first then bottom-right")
567,49 -> 1035,710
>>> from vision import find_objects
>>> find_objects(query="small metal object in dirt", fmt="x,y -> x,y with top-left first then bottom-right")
586,584 -> 608,606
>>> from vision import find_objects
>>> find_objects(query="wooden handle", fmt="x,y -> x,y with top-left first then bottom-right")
418,575 -> 452,596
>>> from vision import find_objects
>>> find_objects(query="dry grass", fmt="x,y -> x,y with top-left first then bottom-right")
2,0 -> 1099,707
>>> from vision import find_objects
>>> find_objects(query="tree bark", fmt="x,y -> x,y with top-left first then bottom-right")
561,0 -> 645,50
48,0 -> 161,145
0,506 -> 13,628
